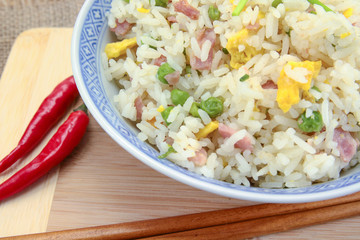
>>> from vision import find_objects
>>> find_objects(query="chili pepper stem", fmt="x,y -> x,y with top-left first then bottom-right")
74,103 -> 88,114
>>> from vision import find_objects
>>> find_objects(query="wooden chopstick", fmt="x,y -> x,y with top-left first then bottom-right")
3,191 -> 360,240
141,200 -> 360,240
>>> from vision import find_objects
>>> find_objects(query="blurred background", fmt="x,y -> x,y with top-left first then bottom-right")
0,0 -> 85,75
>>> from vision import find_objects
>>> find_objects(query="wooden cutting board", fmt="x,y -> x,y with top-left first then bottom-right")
0,28 -> 359,239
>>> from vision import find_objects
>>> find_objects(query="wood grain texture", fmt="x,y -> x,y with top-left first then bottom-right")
8,192 -> 360,240
47,117 -> 251,229
139,201 -> 360,240
0,28 -> 73,237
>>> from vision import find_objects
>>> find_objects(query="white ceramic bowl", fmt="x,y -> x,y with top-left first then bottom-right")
71,0 -> 360,203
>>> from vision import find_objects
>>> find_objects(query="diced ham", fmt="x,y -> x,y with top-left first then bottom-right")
353,22 -> 360,28
188,148 -> 207,166
190,50 -> 214,70
234,135 -> 253,152
110,20 -> 133,37
261,80 -> 278,89
153,55 -> 167,66
333,128 -> 359,162
196,28 -> 216,47
173,0 -> 200,20
190,28 -> 216,71
164,71 -> 180,85
167,16 -> 177,23
218,123 -> 236,138
246,22 -> 260,30
134,97 -> 144,120
306,5 -> 316,13
218,123 -> 254,152
165,137 -> 174,146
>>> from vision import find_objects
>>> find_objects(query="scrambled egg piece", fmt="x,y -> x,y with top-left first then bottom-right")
226,29 -> 260,69
195,121 -> 219,139
137,7 -> 150,13
340,32 -> 351,39
257,11 -> 265,20
276,61 -> 322,113
105,37 -> 137,59
343,8 -> 353,18
157,105 -> 165,113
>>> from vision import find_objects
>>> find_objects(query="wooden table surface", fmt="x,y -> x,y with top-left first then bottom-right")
0,28 -> 359,239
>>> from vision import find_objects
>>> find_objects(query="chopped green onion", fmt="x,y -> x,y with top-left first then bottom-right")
232,0 -> 248,16
208,6 -> 221,21
311,86 -> 321,92
222,48 -> 229,54
271,0 -> 283,8
285,28 -> 292,37
123,0 -> 129,3
307,0 -> 333,12
152,0 -> 168,7
239,74 -> 249,82
158,146 -> 176,158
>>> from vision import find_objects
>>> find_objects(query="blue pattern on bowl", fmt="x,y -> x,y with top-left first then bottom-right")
73,0 -> 360,201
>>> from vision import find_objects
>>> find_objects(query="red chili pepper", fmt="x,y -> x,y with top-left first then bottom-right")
0,104 -> 89,202
0,76 -> 79,174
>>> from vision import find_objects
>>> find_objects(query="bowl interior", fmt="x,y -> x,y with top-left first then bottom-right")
71,0 -> 360,203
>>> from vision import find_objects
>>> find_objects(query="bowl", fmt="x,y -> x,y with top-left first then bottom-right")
71,0 -> 360,203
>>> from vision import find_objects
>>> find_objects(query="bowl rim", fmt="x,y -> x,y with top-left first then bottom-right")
71,0 -> 360,203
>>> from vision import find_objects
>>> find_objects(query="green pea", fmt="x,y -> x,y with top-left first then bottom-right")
171,89 -> 190,106
157,62 -> 175,84
189,102 -> 201,118
151,0 -> 168,7
161,106 -> 174,125
200,97 -> 224,118
208,6 -> 220,21
271,0 -> 282,8
158,145 -> 176,158
297,111 -> 324,133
